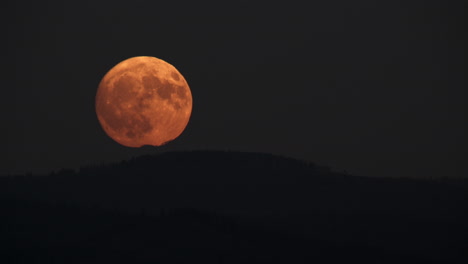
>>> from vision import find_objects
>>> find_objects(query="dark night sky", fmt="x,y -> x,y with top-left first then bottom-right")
2,0 -> 465,178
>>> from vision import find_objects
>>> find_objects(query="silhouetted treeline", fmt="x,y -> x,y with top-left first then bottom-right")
1,150 -> 467,263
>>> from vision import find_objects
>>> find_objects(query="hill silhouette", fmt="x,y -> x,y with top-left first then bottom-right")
1,150 -> 467,263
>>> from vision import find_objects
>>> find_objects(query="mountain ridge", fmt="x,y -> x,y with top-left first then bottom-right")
1,150 -> 467,263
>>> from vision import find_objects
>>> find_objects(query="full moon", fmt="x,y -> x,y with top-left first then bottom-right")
95,56 -> 192,147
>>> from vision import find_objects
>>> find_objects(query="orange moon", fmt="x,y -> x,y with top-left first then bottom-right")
95,56 -> 192,147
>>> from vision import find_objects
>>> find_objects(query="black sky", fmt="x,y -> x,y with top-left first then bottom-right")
2,0 -> 465,178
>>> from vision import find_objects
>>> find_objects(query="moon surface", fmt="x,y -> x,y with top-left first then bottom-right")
95,56 -> 192,147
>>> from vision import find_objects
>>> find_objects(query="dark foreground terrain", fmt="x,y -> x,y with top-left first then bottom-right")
1,151 -> 467,263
